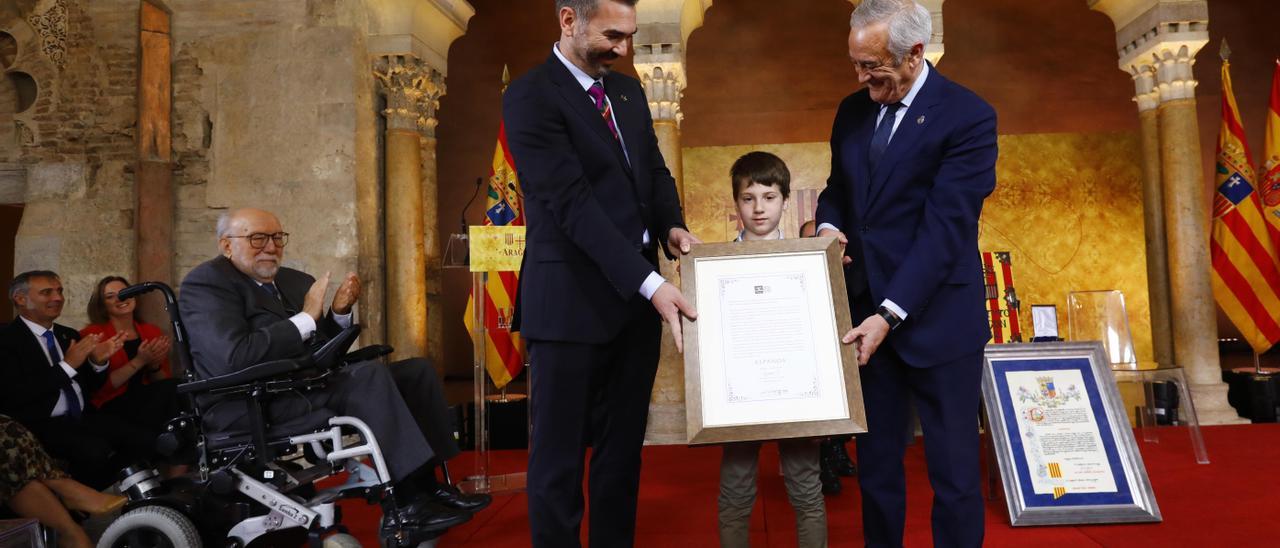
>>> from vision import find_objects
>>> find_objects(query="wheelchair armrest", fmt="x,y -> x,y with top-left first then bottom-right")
312,325 -> 362,370
177,357 -> 311,395
342,344 -> 393,365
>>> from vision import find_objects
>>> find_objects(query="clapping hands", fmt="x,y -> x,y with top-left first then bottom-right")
136,336 -> 172,371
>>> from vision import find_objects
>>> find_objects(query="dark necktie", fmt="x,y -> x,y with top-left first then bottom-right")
869,102 -> 903,172
43,330 -> 81,419
587,81 -> 621,143
262,282 -> 281,301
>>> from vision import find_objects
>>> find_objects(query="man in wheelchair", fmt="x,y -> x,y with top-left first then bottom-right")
173,208 -> 489,539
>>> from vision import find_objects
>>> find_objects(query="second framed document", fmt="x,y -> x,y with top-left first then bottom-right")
681,237 -> 866,445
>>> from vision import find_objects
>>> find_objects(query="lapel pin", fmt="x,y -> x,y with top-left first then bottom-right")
620,94 -> 629,102
917,115 -> 926,125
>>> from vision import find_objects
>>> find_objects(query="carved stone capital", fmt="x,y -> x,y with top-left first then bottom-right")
1091,0 -> 1208,103
373,55 -> 445,133
638,63 -> 684,125
635,40 -> 687,126
1153,44 -> 1198,102
1130,64 -> 1159,112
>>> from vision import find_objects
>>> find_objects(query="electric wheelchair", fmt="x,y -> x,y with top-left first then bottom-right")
94,281 -> 443,548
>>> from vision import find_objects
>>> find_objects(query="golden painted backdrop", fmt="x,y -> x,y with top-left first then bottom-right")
678,131 -> 1153,364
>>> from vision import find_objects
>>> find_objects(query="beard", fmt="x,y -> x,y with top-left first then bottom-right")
253,261 -> 280,281
569,28 -> 617,79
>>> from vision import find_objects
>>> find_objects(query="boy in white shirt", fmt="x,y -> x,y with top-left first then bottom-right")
718,151 -> 826,547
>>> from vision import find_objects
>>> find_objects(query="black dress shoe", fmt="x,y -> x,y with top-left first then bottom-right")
820,465 -> 842,495
833,441 -> 857,477
427,483 -> 493,512
381,501 -> 471,534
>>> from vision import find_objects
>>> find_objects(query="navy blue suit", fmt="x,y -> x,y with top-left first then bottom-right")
503,51 -> 685,547
815,65 -> 997,547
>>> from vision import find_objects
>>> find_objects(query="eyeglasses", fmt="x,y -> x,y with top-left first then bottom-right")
225,232 -> 290,249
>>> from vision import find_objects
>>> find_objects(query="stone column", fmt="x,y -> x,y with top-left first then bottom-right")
1154,45 -> 1238,423
1091,0 -> 1242,424
636,49 -> 689,444
374,55 -> 440,361
136,1 -> 174,334
419,87 -> 445,366
1131,65 -> 1175,368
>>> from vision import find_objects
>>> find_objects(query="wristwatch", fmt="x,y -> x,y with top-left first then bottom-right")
876,305 -> 903,330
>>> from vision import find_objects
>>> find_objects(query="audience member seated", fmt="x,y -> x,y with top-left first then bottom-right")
1,414 -> 126,548
178,208 -> 489,534
81,276 -> 180,449
0,271 -> 157,489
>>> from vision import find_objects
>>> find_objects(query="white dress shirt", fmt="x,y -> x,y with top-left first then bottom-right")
552,43 -> 666,300
21,316 -> 108,417
818,63 -> 931,321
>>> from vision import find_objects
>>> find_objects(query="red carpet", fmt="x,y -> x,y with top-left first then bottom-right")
337,424 -> 1280,546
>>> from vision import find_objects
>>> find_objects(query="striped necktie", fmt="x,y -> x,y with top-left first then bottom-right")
587,81 -> 621,142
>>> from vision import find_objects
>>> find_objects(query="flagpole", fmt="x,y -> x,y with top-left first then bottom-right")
1255,350 -> 1264,376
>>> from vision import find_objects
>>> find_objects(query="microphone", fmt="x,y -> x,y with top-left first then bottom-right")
507,181 -> 524,199
460,176 -> 484,232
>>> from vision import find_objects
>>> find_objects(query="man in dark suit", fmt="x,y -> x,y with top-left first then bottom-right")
815,1 -> 998,546
178,208 -> 486,533
0,270 -> 153,489
502,1 -> 699,545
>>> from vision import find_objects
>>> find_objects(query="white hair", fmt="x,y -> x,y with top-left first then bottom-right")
851,0 -> 932,64
216,211 -> 232,239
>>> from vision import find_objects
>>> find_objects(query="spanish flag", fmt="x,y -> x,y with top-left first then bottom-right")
1261,59 -> 1280,242
463,123 -> 526,389
1210,59 -> 1280,354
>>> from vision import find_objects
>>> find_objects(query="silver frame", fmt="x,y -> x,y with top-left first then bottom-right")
981,341 -> 1161,526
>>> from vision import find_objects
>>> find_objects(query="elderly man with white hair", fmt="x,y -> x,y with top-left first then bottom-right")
815,0 -> 999,546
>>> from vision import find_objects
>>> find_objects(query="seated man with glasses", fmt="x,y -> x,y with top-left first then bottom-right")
178,208 -> 489,534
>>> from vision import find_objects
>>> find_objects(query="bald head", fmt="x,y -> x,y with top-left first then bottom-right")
218,208 -> 286,282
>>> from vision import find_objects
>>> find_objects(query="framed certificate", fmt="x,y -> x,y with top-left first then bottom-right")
681,237 -> 866,445
981,342 -> 1161,525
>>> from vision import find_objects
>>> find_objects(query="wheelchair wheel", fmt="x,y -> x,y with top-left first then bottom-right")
96,505 -> 202,548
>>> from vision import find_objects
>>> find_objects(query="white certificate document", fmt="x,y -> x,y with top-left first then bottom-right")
1006,369 -> 1118,496
719,272 -> 820,403
695,252 -> 848,428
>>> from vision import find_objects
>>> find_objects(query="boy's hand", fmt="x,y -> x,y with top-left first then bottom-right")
651,282 -> 697,353
667,228 -> 701,256
841,314 -> 890,366
818,228 -> 853,266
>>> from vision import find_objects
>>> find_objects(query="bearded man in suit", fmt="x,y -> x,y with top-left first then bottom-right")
178,207 -> 488,534
502,0 -> 700,545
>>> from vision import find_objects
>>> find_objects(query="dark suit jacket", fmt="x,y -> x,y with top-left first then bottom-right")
816,65 -> 998,367
178,256 -> 343,380
503,52 -> 686,344
0,319 -> 104,424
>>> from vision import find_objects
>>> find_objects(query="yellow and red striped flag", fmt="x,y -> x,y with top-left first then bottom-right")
1261,59 -> 1280,239
1210,59 -> 1280,354
463,123 -> 526,389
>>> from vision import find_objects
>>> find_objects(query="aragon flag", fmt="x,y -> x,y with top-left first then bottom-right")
1261,59 -> 1280,243
1210,59 -> 1280,353
463,123 -> 526,389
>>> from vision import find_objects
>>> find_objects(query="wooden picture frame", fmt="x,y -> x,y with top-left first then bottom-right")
982,341 -> 1161,526
681,237 -> 866,445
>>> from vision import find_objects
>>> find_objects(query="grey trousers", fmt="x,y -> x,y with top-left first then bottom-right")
718,439 -> 827,548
